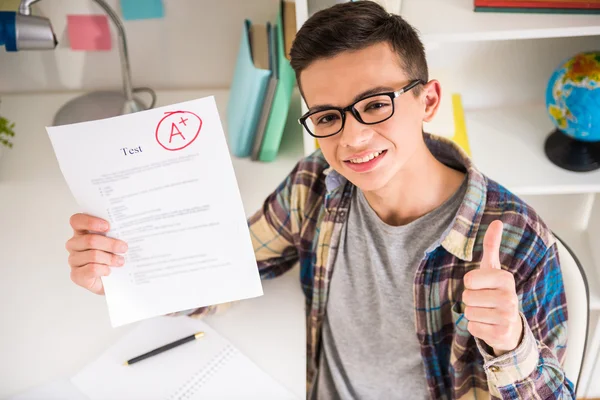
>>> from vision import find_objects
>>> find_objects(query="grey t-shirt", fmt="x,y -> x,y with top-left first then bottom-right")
313,176 -> 468,400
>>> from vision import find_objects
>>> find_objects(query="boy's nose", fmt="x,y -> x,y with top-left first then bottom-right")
339,113 -> 374,148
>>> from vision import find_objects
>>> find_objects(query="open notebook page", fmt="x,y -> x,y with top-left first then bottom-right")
71,316 -> 298,400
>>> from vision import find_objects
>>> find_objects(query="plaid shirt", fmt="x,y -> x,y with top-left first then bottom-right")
193,133 -> 573,399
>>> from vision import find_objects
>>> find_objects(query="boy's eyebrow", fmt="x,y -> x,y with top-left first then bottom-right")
308,86 -> 395,113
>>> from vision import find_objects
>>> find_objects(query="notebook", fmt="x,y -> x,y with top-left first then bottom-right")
251,23 -> 279,161
256,2 -> 297,162
226,19 -> 272,158
71,316 -> 298,400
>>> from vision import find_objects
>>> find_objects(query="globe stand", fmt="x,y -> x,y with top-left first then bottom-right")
544,129 -> 600,172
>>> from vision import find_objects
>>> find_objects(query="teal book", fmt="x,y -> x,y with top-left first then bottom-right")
257,3 -> 297,162
226,20 -> 272,158
251,24 -> 278,161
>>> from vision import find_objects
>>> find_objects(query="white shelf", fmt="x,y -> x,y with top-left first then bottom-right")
554,229 -> 600,311
401,0 -> 600,44
298,0 -> 600,44
466,104 -> 600,196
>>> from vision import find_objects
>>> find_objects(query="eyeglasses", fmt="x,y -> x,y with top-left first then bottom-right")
298,79 -> 424,138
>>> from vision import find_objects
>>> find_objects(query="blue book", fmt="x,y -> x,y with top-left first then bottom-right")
226,20 -> 272,158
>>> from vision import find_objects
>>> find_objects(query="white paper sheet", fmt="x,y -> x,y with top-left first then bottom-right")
47,96 -> 263,327
70,317 -> 298,400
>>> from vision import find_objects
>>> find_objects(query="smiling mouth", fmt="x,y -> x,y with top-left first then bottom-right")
345,150 -> 387,164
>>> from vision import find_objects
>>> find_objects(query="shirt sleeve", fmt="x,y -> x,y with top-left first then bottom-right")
246,163 -> 301,279
475,243 -> 575,399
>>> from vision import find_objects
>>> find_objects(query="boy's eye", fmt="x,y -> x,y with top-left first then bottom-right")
316,113 -> 340,125
366,102 -> 388,110
356,94 -> 393,114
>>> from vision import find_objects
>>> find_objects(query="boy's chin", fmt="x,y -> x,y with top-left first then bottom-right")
346,173 -> 391,194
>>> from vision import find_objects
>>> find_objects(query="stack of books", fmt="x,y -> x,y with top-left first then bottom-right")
226,0 -> 297,162
474,0 -> 600,13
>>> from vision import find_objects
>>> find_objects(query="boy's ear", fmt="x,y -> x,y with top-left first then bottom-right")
421,79 -> 442,123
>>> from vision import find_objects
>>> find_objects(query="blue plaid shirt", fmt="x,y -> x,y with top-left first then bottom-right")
191,133 -> 573,399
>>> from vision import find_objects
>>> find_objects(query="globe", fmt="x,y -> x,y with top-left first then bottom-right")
544,52 -> 600,172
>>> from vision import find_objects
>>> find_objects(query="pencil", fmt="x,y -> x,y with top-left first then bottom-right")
123,331 -> 204,366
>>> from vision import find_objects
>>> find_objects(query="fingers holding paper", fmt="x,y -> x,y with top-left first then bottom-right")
66,213 -> 129,295
70,263 -> 111,295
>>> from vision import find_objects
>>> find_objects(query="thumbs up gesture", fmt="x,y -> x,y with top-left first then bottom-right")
463,220 -> 524,357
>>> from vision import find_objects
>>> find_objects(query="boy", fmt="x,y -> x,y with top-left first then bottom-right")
65,2 -> 572,398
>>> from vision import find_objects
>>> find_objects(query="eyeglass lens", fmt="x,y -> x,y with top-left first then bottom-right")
304,94 -> 394,137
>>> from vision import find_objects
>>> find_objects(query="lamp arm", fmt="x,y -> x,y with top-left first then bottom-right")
19,0 -> 40,15
18,0 -> 134,104
91,0 -> 134,103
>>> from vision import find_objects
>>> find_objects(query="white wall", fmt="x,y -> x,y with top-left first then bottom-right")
1,0 -> 598,105
0,0 -> 282,93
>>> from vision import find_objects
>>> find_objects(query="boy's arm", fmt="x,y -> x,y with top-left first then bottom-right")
176,163 -> 303,319
476,242 -> 575,399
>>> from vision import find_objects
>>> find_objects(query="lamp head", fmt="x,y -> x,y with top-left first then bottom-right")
0,0 -> 57,52
13,13 -> 57,50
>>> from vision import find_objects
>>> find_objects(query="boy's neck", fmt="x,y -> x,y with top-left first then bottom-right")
362,141 -> 466,227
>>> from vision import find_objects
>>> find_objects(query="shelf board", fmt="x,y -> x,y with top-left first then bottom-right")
554,229 -> 600,311
465,104 -> 600,196
300,1 -> 600,44
400,0 -> 600,43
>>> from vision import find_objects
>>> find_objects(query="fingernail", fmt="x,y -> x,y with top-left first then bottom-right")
101,222 -> 109,231
118,243 -> 128,253
118,256 -> 125,266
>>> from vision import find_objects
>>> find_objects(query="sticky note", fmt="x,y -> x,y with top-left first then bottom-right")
0,0 -> 21,11
120,0 -> 164,21
67,15 -> 111,51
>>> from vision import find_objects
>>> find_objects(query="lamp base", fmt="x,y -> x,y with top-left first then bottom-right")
544,129 -> 600,172
52,91 -> 148,126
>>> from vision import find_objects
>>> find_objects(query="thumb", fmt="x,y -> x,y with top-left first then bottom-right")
481,220 -> 503,269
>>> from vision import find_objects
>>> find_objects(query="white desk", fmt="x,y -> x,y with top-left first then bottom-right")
0,90 -> 307,399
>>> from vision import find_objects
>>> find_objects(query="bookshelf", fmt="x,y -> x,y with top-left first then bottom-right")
402,0 -> 600,44
467,104 -> 600,196
291,0 -> 600,396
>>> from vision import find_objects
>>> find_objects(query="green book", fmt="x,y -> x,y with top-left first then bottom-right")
474,6 -> 600,14
257,1 -> 297,162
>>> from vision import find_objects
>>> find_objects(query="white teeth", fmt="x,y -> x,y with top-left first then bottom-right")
349,151 -> 382,164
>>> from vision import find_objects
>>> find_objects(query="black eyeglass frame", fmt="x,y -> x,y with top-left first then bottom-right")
298,79 -> 425,139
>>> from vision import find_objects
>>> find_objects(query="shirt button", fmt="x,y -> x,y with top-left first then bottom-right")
489,366 -> 500,373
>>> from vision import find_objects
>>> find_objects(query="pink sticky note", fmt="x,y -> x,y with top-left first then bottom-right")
67,15 -> 112,51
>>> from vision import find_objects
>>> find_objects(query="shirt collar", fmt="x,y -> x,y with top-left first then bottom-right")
323,132 -> 487,262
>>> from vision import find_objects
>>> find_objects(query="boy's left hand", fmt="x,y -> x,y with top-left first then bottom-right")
462,220 -> 523,357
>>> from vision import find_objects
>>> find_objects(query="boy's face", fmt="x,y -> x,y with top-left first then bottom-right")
300,42 -> 440,192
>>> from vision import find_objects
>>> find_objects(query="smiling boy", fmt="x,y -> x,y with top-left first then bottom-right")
66,1 -> 573,399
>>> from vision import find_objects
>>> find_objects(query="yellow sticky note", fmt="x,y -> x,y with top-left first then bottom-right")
451,94 -> 471,157
0,0 -> 21,11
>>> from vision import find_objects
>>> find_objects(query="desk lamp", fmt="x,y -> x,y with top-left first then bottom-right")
0,0 -> 155,126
